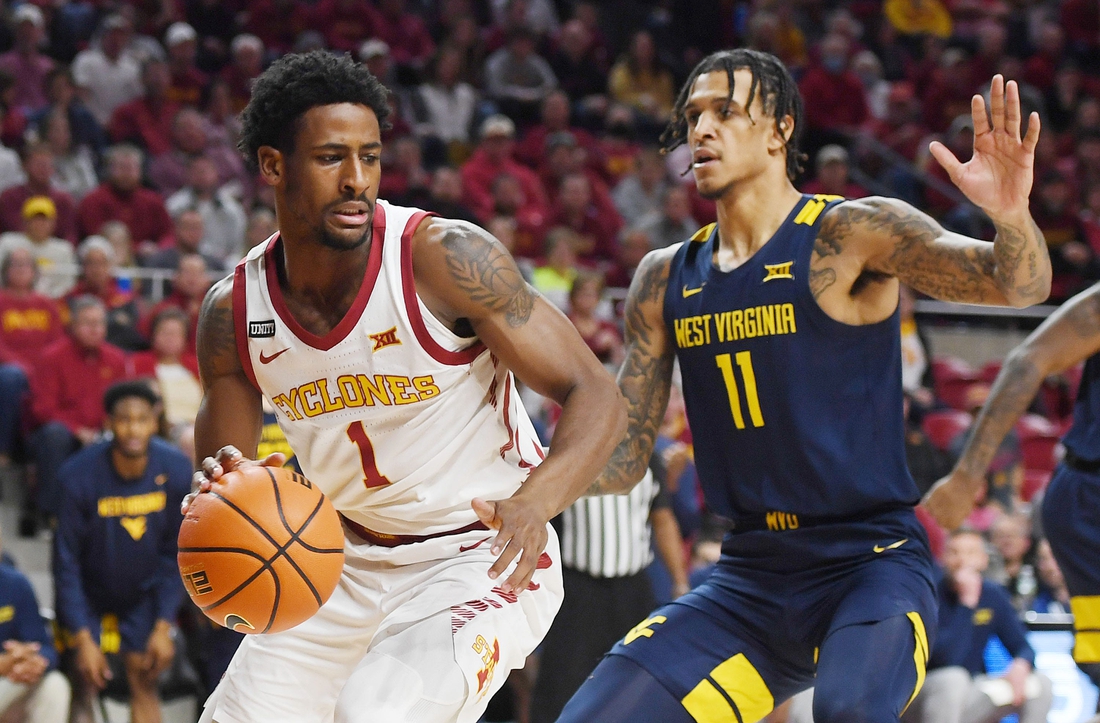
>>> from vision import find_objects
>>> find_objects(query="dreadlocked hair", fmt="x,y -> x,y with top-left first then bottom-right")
660,48 -> 806,180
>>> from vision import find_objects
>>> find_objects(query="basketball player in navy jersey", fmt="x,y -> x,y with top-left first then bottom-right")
929,280 -> 1100,708
558,49 -> 1049,723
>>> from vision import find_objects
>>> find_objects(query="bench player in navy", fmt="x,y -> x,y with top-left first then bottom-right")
929,280 -> 1100,703
558,48 -> 1050,723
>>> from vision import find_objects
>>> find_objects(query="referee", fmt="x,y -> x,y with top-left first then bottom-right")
529,467 -> 689,723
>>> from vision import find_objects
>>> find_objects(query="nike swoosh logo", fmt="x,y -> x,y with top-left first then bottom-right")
224,614 -> 255,632
459,536 -> 493,553
682,284 -> 705,298
873,538 -> 908,554
259,348 -> 290,364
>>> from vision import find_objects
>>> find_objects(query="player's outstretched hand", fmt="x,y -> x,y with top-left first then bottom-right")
929,74 -> 1040,220
922,470 -> 983,531
182,446 -> 287,514
472,496 -> 550,595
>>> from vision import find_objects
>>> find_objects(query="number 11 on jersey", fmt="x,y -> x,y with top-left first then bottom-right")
716,351 -> 765,429
346,421 -> 393,488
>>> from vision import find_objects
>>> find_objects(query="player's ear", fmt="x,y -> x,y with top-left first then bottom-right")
257,146 -> 284,186
771,115 -> 795,153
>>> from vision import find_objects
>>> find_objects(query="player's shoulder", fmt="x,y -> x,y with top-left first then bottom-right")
412,214 -> 493,251
634,244 -> 681,292
196,273 -> 244,381
819,195 -> 919,234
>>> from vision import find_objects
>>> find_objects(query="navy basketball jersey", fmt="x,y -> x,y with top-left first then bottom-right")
663,194 -> 919,523
1063,352 -> 1100,460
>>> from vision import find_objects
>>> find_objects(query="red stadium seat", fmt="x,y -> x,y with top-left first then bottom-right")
921,409 -> 972,451
1022,469 -> 1052,502
931,357 -> 980,411
1016,414 -> 1062,472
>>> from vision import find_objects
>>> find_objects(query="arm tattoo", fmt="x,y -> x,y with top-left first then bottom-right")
440,224 -> 534,327
990,216 -> 1049,301
196,279 -> 238,383
587,255 -> 675,496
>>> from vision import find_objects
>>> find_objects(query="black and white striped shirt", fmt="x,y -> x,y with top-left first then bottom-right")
557,470 -> 660,578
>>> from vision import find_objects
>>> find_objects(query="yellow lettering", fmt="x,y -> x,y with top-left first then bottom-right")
674,318 -> 689,348
0,605 -> 14,624
386,376 -> 420,405
730,310 -> 744,341
744,308 -> 757,338
700,314 -> 711,345
766,511 -> 780,531
624,616 -> 667,645
271,394 -> 298,421
299,382 -> 323,417
760,305 -> 775,336
316,379 -> 345,413
782,303 -> 796,334
337,375 -> 364,408
97,492 -> 167,517
414,376 -> 440,400
357,375 -> 392,406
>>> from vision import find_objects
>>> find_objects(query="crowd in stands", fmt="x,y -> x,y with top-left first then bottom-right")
0,0 -> 1085,719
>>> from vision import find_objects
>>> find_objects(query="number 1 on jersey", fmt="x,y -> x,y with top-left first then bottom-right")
346,421 -> 393,488
716,351 -> 764,428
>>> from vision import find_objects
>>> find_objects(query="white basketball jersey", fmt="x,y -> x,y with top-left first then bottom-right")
234,200 -> 545,536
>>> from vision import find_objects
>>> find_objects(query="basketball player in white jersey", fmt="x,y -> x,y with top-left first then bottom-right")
185,51 -> 626,723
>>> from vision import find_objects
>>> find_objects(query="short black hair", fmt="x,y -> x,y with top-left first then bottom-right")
104,380 -> 160,416
660,49 -> 805,181
238,51 -> 392,172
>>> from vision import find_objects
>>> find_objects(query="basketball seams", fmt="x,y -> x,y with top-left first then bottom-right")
265,468 -> 328,607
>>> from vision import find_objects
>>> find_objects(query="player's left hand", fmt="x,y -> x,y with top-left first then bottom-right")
472,496 -> 550,595
922,470 -> 984,530
144,621 -> 175,676
929,75 -> 1040,221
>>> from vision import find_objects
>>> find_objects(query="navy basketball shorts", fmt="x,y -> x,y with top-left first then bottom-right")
60,596 -> 158,655
1043,462 -> 1100,665
605,507 -> 937,721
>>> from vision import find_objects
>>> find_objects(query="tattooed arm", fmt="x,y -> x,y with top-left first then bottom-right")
588,247 -> 678,496
414,217 -> 625,592
924,282 -> 1100,529
814,196 -> 1049,308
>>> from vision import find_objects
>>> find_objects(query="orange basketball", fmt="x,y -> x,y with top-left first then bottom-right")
178,466 -> 345,634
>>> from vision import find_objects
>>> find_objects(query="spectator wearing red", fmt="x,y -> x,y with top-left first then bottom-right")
0,144 -> 78,243
799,34 -> 869,145
865,82 -> 929,161
219,35 -> 265,113
922,48 -> 979,133
358,40 -> 414,143
597,104 -> 641,185
28,295 -> 129,522
605,226 -> 651,289
245,0 -> 312,56
515,91 -> 600,171
66,236 -> 145,352
77,144 -> 173,249
0,196 -> 78,298
0,5 -> 54,115
549,173 -> 620,263
803,145 -> 869,199
966,21 -> 1008,93
1033,170 -> 1095,301
460,114 -> 548,223
140,254 -> 210,354
163,23 -> 209,109
0,246 -> 64,370
489,173 -> 547,258
0,247 -> 63,464
109,59 -> 180,157
421,167 -> 479,225
311,0 -> 381,54
148,107 -> 249,198
373,0 -> 435,69
567,272 -> 622,367
1025,23 -> 1066,93
539,132 -> 618,225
